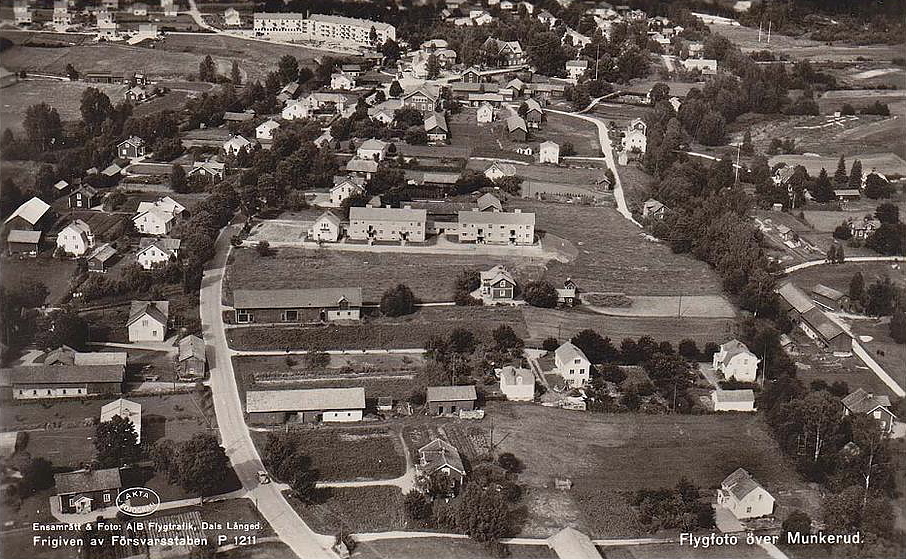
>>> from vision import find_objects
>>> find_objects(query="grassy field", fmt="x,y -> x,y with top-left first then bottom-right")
484,402 -> 814,538
786,261 -> 905,294
0,256 -> 77,304
513,200 -> 725,296
288,486 -> 407,533
226,306 -> 529,350
0,79 -> 124,131
850,319 -> 906,392
355,539 -> 557,559
225,246 -> 545,303
769,152 -> 906,177
251,427 -> 405,482
619,163 -> 656,208
534,111 -> 601,157
521,306 -> 733,346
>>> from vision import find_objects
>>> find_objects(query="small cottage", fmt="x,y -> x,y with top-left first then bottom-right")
426,385 -> 477,415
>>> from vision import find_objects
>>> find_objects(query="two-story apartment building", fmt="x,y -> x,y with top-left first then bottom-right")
457,209 -> 535,245
348,206 -> 427,243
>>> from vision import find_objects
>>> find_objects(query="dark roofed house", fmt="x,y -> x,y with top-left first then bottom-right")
842,388 -> 896,433
176,335 -> 206,380
87,243 -> 117,273
246,387 -> 365,424
506,115 -> 527,142
1,364 -> 124,400
233,288 -> 362,324
800,307 -> 850,353
69,185 -> 98,209
6,229 -> 41,257
424,112 -> 449,145
54,468 -> 122,514
426,385 -> 477,415
417,439 -> 466,490
811,284 -> 848,311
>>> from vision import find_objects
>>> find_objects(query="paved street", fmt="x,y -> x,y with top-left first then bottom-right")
199,226 -> 335,559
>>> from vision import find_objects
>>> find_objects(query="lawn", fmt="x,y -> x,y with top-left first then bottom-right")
513,200 -> 726,296
618,163 -> 656,208
355,538 -> 557,559
786,261 -> 905,294
0,256 -> 77,304
287,486 -> 408,533
534,111 -> 601,157
251,427 -> 405,482
226,306 -> 529,350
849,319 -> 906,393
0,79 -> 124,131
769,152 -> 906,177
225,246 -> 544,303
482,402 -> 811,538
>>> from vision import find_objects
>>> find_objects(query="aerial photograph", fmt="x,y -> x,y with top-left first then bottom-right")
0,1 -> 903,558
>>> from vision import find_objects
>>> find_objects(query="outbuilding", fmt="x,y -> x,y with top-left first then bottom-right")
246,387 -> 366,424
426,385 -> 477,415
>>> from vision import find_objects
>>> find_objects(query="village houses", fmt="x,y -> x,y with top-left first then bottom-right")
135,237 -> 181,270
127,300 -> 169,342
56,219 -> 94,256
712,339 -> 760,383
554,341 -> 591,387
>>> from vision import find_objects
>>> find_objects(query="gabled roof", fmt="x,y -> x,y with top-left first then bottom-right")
776,283 -> 815,314
524,98 -> 543,113
256,119 -> 280,132
424,112 -> 448,133
418,438 -> 465,476
350,206 -> 427,223
233,288 -> 363,309
721,468 -> 768,501
644,198 -> 665,212
842,388 -> 893,415
1,364 -> 124,385
426,385 -> 477,402
73,351 -> 127,367
314,211 -> 343,227
118,135 -> 144,147
127,300 -> 169,328
331,175 -> 366,190
346,159 -> 379,173
88,242 -> 116,263
246,387 -> 365,413
6,230 -> 41,244
485,162 -> 516,177
5,197 -> 50,226
713,389 -> 755,403
555,341 -> 588,364
540,140 -> 559,151
718,339 -> 756,366
358,138 -> 388,151
812,284 -> 845,301
547,527 -> 601,559
477,193 -> 502,211
479,264 -> 515,287
500,365 -> 533,387
54,468 -> 122,495
178,335 -> 205,363
137,236 -> 181,256
801,307 -> 847,342
61,219 -> 92,237
100,398 -> 141,441
506,115 -> 527,133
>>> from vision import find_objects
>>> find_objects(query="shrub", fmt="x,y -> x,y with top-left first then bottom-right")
541,337 -> 559,352
522,280 -> 558,308
380,284 -> 416,317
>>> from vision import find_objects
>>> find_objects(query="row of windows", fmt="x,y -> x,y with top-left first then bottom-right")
19,387 -> 84,396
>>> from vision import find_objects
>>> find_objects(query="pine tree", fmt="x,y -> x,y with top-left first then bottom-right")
833,154 -> 848,184
812,168 -> 834,202
849,272 -> 864,302
230,61 -> 241,86
848,159 -> 862,190
890,309 -> 906,344
199,55 -> 217,82
741,129 -> 754,155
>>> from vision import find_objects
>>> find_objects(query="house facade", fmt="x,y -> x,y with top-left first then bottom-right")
717,468 -> 775,520
348,206 -> 427,243
55,468 -> 122,515
88,243 -> 117,273
458,209 -> 535,245
246,387 -> 366,424
842,388 -> 897,434
499,366 -> 534,401
554,342 -> 591,387
127,301 -> 169,342
135,237 -> 180,270
712,389 -> 756,412
3,363 -> 124,400
539,141 -> 560,164
417,439 -> 466,489
329,176 -> 366,207
623,119 -> 647,152
308,211 -> 343,242
477,265 -> 516,303
176,335 -> 206,380
426,385 -> 477,415
118,136 -> 146,159
56,220 -> 94,256
232,288 -> 363,324
252,13 -> 396,47
712,339 -> 759,383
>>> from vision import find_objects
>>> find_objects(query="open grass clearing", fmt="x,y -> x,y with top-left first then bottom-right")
769,152 -> 906,177
484,402 -> 815,538
355,538 -> 557,559
0,79 -> 124,131
0,256 -> 77,305
786,261 -> 905,293
849,319 -> 906,392
251,427 -> 405,482
287,486 -> 407,533
225,246 -> 545,303
535,111 -> 601,157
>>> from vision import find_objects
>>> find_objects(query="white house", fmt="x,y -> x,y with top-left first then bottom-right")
554,342 -> 591,387
484,162 -> 517,181
712,339 -> 759,383
330,72 -> 356,90
623,119 -> 647,153
133,197 -> 185,236
308,211 -> 343,242
539,140 -> 560,164
712,389 -> 756,412
223,135 -> 253,156
565,59 -> 588,82
135,237 -> 180,270
224,7 -> 241,26
356,139 -> 389,161
282,99 -> 310,120
499,366 -> 534,401
56,220 -> 94,256
127,301 -> 169,342
477,102 -> 495,124
717,468 -> 775,520
329,176 -> 366,207
255,119 -> 280,141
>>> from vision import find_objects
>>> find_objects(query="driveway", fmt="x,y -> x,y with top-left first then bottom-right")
199,226 -> 335,559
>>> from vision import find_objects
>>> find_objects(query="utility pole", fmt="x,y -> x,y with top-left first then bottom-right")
594,43 -> 600,81
734,143 -> 741,186
767,20 -> 772,44
758,21 -> 762,43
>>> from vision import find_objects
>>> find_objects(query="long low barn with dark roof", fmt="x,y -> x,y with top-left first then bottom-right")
0,364 -> 124,400
232,287 -> 363,324
246,387 -> 366,424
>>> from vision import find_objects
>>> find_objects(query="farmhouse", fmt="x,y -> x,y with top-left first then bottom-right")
484,162 -> 517,181
499,365 -> 535,401
188,160 -> 225,182
800,307 -> 850,353
87,243 -> 117,273
459,66 -> 485,83
477,192 -> 503,212
849,217 -> 880,240
348,206 -> 427,243
255,119 -> 281,141
330,72 -> 356,90
426,385 -> 477,415
135,237 -> 181,270
124,85 -> 152,104
712,339 -> 759,383
622,119 -> 647,152
66,185 -> 95,211
811,284 -> 848,311
6,230 -> 41,257
506,115 -> 528,142
133,197 -> 185,236
1,363 -> 124,400
458,209 -> 535,245
554,342 -> 591,387
481,37 -> 526,67
539,140 -> 560,164
54,468 -> 122,515
329,175 -> 366,207
308,211 -> 344,242
524,98 -> 544,128
223,135 -> 254,156
712,389 -> 756,412
345,158 -> 379,179
117,136 -> 146,159
424,112 -> 449,144
357,138 -> 390,161
642,198 -> 666,219
476,265 -> 517,303
417,439 -> 466,488
717,468 -> 775,520
401,84 -> 441,113
556,279 -> 578,306
127,300 -> 169,342
252,13 -> 396,46
176,335 -> 206,380
477,102 -> 495,124
232,287 -> 363,323
100,398 -> 142,442
246,387 -> 366,424
842,388 -> 897,434
4,197 -> 51,231
57,219 -> 94,256
566,59 -> 589,82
